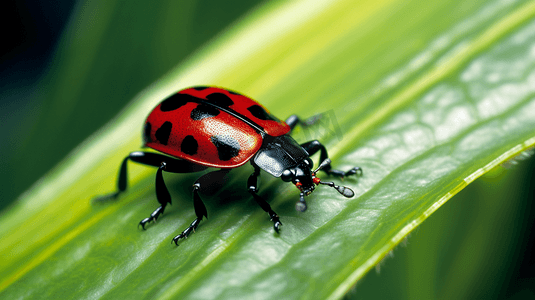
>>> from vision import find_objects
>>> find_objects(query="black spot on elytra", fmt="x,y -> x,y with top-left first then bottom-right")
181,135 -> 198,155
211,135 -> 240,161
193,86 -> 209,90
160,93 -> 199,112
143,122 -> 152,144
247,105 -> 277,121
205,93 -> 234,108
191,104 -> 220,120
155,121 -> 172,145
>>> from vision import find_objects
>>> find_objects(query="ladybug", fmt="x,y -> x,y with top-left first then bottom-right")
95,87 -> 362,245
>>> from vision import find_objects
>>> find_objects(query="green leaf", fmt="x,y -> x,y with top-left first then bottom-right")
2,0 -> 535,299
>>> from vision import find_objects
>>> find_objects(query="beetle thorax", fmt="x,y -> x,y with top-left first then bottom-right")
252,135 -> 310,177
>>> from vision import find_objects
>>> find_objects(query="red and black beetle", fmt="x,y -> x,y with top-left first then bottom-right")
95,87 -> 362,245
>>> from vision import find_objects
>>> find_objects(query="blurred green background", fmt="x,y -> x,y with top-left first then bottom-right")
1,1 -> 534,299
0,0 -> 263,210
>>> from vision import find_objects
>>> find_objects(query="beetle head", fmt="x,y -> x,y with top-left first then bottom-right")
281,158 -> 354,212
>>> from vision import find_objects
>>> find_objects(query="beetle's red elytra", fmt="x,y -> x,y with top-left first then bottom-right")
144,87 -> 289,168
94,86 -> 362,245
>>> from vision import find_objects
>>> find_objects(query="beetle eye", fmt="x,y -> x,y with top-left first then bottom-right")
281,169 -> 293,182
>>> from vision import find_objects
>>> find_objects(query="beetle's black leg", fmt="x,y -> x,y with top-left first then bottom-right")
172,169 -> 230,245
92,156 -> 130,202
247,167 -> 282,233
285,114 -> 322,132
171,183 -> 205,245
300,140 -> 362,178
139,162 -> 171,229
93,151 -> 208,228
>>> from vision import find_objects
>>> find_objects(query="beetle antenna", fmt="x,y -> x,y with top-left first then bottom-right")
318,180 -> 354,198
295,192 -> 307,212
311,158 -> 354,198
